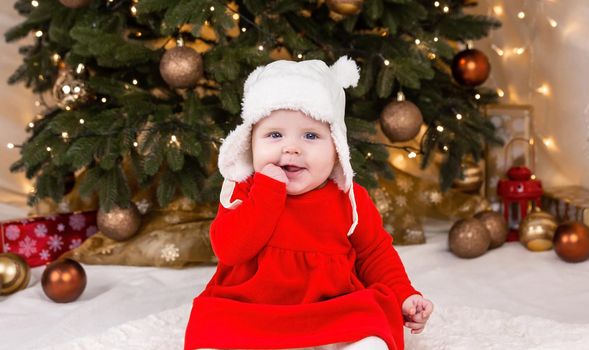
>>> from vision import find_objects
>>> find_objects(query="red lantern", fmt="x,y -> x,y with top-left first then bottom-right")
497,166 -> 543,241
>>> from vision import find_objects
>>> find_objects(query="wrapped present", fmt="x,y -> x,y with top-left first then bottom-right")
542,186 -> 589,226
1,211 -> 97,267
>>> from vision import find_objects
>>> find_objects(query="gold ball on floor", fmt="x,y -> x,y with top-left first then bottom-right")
97,204 -> 142,241
0,253 -> 30,296
519,209 -> 558,252
474,210 -> 508,249
42,259 -> 87,303
449,218 -> 491,258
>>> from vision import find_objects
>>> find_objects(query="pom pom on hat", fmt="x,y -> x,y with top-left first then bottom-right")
330,56 -> 360,89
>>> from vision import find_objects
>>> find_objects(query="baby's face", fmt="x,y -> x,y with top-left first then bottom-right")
252,109 -> 337,195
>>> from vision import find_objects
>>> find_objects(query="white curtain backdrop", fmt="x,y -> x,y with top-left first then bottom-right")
1,0 -> 588,214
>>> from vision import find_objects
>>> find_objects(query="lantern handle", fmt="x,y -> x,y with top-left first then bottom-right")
503,136 -> 535,172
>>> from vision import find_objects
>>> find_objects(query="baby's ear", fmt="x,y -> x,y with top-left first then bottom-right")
330,56 -> 360,89
243,66 -> 265,94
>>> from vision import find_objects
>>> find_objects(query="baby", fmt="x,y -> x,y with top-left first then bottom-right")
185,57 -> 433,350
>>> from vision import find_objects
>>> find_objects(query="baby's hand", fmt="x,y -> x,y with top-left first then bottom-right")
260,163 -> 288,184
402,294 -> 434,334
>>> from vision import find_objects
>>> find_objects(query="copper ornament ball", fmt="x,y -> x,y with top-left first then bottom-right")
41,258 -> 87,303
519,209 -> 558,252
380,100 -> 423,142
159,46 -> 203,89
474,210 -> 508,249
97,204 -> 142,241
451,49 -> 491,87
553,222 -> 589,263
326,0 -> 364,16
0,253 -> 31,296
59,0 -> 93,8
448,218 -> 491,258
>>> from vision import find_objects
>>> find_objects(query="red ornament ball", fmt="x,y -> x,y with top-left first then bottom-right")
553,222 -> 589,263
42,258 -> 87,303
451,49 -> 491,87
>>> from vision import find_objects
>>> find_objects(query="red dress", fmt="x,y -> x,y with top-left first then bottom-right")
184,173 -> 419,350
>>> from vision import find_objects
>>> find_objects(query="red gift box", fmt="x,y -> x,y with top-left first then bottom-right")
1,211 -> 97,267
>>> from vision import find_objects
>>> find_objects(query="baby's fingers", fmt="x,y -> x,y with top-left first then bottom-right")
405,321 -> 425,334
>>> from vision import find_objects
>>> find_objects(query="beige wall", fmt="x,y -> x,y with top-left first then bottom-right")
1,2 -> 34,209
472,0 -> 589,188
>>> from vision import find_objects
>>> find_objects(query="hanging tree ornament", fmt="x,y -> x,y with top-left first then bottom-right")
52,67 -> 92,109
452,159 -> 484,194
380,91 -> 423,143
97,203 -> 142,241
0,253 -> 31,296
159,38 -> 204,89
59,0 -> 93,8
326,0 -> 364,16
451,48 -> 491,87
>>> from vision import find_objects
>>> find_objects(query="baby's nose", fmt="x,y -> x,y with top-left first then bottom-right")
282,145 -> 301,155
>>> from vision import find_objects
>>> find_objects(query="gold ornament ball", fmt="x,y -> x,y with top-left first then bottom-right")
159,46 -> 203,89
0,253 -> 30,296
59,0 -> 93,8
448,218 -> 491,258
474,210 -> 508,249
553,222 -> 589,263
52,69 -> 91,109
326,0 -> 364,16
42,259 -> 86,303
97,204 -> 142,241
452,160 -> 483,193
380,100 -> 423,142
519,209 -> 558,252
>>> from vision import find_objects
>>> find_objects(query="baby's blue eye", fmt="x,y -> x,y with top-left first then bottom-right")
268,132 -> 282,138
305,132 -> 318,140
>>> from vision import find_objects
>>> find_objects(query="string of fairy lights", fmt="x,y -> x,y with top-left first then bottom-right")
481,0 -> 562,157
5,0 -> 493,159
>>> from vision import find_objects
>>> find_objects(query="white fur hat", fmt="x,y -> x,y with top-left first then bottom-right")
217,56 -> 361,235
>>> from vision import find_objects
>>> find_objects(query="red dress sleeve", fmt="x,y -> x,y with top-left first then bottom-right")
350,183 -> 421,306
210,172 -> 287,266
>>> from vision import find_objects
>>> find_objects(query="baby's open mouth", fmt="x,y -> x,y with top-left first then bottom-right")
281,165 -> 304,172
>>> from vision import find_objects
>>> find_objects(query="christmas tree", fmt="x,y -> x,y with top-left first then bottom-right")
5,0 -> 500,211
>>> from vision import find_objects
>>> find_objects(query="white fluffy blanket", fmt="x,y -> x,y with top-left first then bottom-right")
39,303 -> 589,350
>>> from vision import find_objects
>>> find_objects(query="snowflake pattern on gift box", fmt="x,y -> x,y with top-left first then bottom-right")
69,238 -> 82,250
5,225 -> 20,240
69,213 -> 86,230
86,225 -> 97,237
57,223 -> 65,232
18,236 -> 38,257
34,223 -> 48,238
48,234 -> 64,252
3,242 -> 10,252
39,249 -> 50,261
428,191 -> 443,204
161,243 -> 180,262
396,177 -> 414,193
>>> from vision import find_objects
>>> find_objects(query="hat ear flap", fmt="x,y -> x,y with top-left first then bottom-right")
330,56 -> 360,89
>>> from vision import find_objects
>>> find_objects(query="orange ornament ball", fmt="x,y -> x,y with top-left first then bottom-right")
553,222 -> 589,263
42,258 -> 87,303
451,49 -> 491,87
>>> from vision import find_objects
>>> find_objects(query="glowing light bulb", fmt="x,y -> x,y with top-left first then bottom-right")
7,143 -> 15,149
233,14 -> 240,20
456,113 -> 463,120
241,27 -> 247,32
415,39 -> 421,45
436,125 -> 444,132
132,79 -> 138,85
35,30 -> 43,38
491,44 -> 504,56
443,6 -> 449,13
434,1 -> 440,7
517,11 -> 526,19
475,94 -> 481,100
384,59 -> 390,66
79,118 -> 85,124
258,45 -> 264,51
497,88 -> 505,97
493,6 -> 503,15
408,152 -> 417,159
31,0 -> 39,7
536,83 -> 550,96
210,6 -> 215,11
28,122 -> 35,128
547,17 -> 558,28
